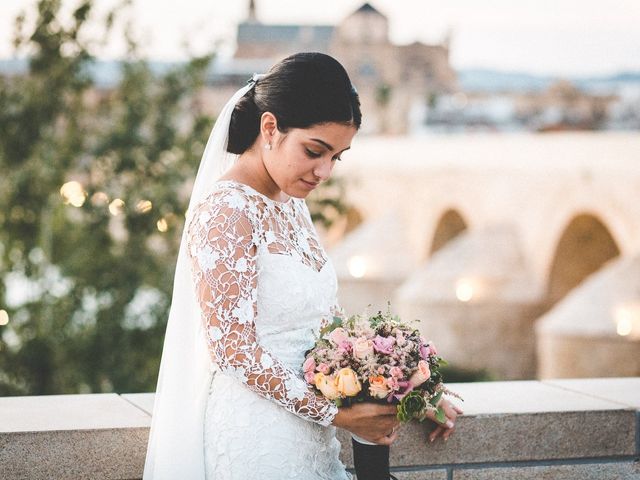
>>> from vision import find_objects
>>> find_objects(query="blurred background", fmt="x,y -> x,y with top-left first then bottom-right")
1,0 -> 639,396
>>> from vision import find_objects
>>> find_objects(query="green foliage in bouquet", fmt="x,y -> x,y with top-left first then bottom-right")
305,305 -> 462,427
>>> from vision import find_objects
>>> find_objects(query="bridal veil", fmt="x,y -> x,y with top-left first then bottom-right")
143,75 -> 263,479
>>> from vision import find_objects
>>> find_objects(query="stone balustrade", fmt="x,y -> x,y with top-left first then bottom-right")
1,377 -> 638,479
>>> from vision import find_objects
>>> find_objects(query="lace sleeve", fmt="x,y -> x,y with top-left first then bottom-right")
186,192 -> 339,426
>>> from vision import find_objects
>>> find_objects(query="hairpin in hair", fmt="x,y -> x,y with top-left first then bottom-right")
247,73 -> 267,87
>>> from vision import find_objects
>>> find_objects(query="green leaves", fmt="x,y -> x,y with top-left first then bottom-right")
319,316 -> 343,336
397,390 -> 428,423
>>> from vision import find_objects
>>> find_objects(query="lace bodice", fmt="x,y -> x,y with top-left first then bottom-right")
186,180 -> 340,427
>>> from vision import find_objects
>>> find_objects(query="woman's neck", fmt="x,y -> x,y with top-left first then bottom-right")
220,150 -> 289,202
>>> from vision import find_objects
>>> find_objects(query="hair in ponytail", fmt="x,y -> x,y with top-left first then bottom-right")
227,52 -> 361,155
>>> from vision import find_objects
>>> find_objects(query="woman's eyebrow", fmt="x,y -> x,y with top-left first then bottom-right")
309,138 -> 351,152
309,138 -> 333,150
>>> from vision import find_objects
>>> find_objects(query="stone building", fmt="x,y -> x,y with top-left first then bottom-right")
327,133 -> 640,380
210,1 -> 457,134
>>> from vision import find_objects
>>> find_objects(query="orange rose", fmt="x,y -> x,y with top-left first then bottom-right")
368,375 -> 390,399
314,372 -> 341,400
335,368 -> 362,397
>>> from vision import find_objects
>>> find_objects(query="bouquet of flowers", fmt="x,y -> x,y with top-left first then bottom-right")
303,306 -> 462,425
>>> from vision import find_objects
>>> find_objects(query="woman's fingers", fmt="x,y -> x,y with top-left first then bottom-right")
375,429 -> 399,446
442,425 -> 455,441
428,400 -> 462,443
429,425 -> 444,442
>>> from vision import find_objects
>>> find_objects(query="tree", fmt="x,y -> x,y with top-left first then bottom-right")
0,0 -> 348,396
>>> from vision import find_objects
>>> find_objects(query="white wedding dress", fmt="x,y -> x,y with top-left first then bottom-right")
186,179 -> 352,480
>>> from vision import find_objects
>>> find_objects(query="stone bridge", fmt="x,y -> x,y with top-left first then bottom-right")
327,132 -> 640,380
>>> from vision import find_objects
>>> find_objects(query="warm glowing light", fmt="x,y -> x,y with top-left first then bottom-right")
157,218 -> 168,232
0,310 -> 8,326
60,181 -> 86,207
91,192 -> 109,206
109,199 -> 125,216
617,317 -> 632,336
455,279 -> 474,302
136,200 -> 153,213
347,256 -> 367,278
614,303 -> 640,339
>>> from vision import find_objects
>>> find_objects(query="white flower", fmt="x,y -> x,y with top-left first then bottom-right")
197,211 -> 211,227
285,377 -> 307,401
208,325 -> 223,342
261,352 -> 274,369
232,297 -> 254,324
265,231 -> 277,245
224,192 -> 246,211
224,365 -> 247,382
197,245 -> 219,271
297,232 -> 311,253
234,257 -> 248,273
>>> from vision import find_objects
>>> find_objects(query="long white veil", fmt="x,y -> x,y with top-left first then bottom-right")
143,75 -> 263,479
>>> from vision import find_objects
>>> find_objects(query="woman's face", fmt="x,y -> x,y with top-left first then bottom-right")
262,116 -> 357,199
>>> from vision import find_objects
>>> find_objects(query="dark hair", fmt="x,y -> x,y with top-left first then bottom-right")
227,52 -> 362,154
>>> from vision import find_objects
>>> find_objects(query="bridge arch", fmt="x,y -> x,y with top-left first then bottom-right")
428,208 -> 468,257
546,213 -> 620,305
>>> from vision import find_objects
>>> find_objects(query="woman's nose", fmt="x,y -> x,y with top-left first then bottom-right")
313,157 -> 333,180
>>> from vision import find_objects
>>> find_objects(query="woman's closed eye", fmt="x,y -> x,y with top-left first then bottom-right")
305,148 -> 322,158
305,148 -> 342,162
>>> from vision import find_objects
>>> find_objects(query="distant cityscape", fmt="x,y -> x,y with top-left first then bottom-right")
2,0 -> 639,134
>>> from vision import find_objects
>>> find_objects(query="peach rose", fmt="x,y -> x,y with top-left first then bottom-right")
314,372 -> 340,400
409,360 -> 431,387
368,376 -> 390,399
335,368 -> 362,397
328,327 -> 349,345
353,337 -> 375,360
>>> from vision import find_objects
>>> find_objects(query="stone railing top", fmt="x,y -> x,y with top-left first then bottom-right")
1,377 -> 638,433
1,377 -> 638,479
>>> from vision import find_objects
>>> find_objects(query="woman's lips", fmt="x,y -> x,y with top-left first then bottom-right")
300,179 -> 319,189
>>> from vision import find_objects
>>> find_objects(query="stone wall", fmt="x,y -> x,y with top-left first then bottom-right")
1,378 -> 638,479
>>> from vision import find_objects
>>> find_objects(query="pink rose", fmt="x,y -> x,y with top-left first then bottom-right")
353,337 -> 375,360
392,380 -> 414,402
337,340 -> 353,354
372,335 -> 396,355
377,366 -> 385,375
329,327 -> 349,345
303,357 -> 316,373
396,332 -> 406,347
427,341 -> 438,356
389,366 -> 403,378
304,370 -> 316,384
409,360 -> 431,387
386,376 -> 400,392
419,343 -> 430,360
317,363 -> 331,374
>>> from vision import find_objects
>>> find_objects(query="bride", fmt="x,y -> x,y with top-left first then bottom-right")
144,52 -> 459,479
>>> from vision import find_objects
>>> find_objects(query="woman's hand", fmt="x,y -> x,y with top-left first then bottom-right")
425,398 -> 463,443
332,402 -> 400,446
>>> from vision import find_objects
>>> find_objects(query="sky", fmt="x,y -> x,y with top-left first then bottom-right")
1,0 -> 639,76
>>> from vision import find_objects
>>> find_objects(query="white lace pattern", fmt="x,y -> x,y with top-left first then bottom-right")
186,180 -> 350,479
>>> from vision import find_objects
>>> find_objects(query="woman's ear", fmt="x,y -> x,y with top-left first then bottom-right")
260,112 -> 278,147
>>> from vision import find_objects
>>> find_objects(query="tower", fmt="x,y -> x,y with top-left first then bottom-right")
248,0 -> 257,23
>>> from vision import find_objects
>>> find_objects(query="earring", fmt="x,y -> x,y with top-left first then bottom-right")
264,143 -> 272,151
